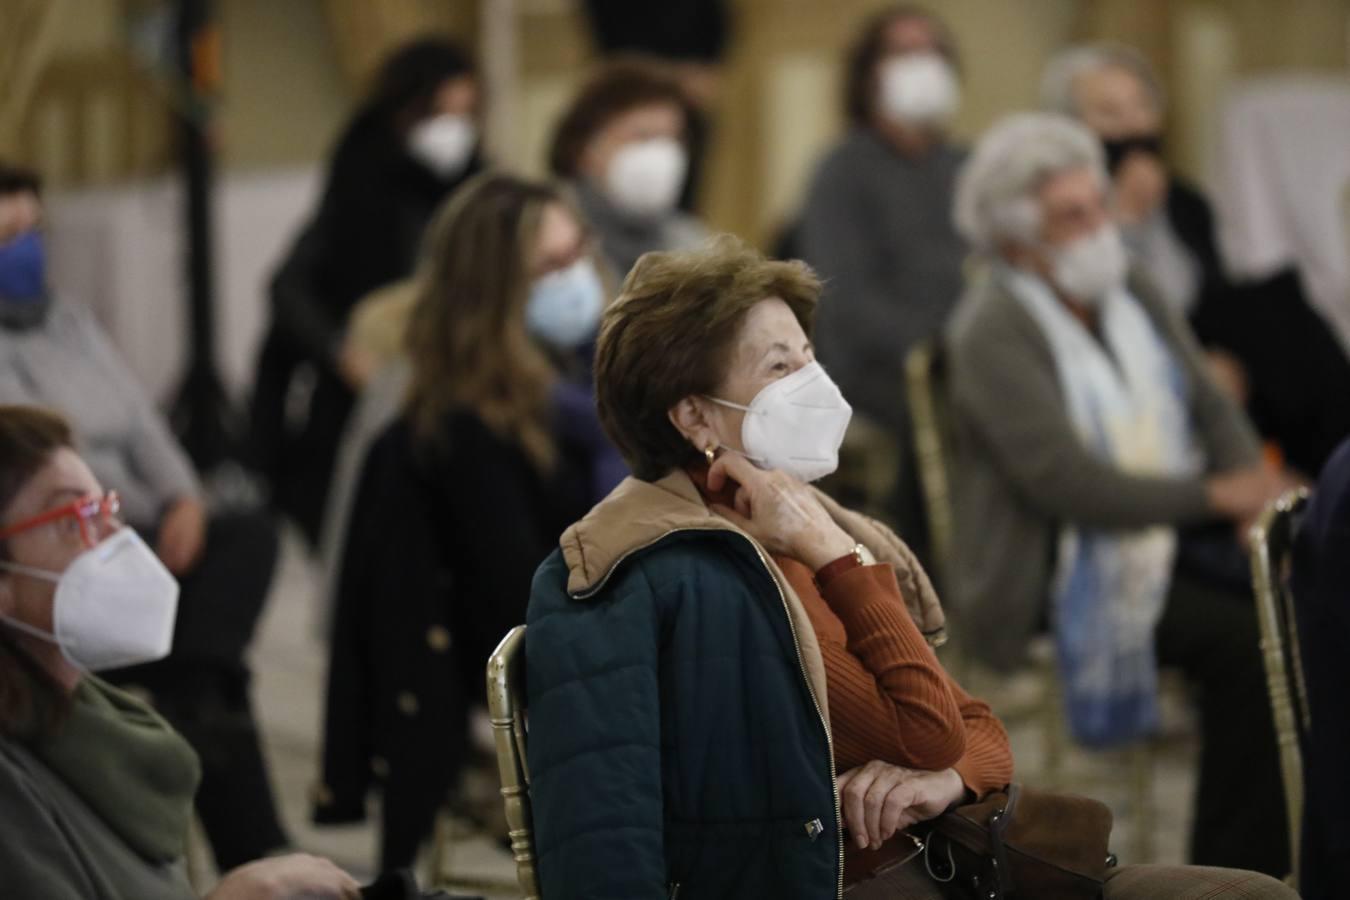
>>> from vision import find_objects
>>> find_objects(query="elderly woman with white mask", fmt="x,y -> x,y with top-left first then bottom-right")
797,4 -> 967,545
547,59 -> 707,278
0,406 -> 360,900
946,112 -> 1295,877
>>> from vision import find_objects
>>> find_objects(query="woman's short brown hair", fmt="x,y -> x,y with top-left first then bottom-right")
548,59 -> 690,178
0,405 -> 75,738
844,4 -> 960,127
594,236 -> 821,481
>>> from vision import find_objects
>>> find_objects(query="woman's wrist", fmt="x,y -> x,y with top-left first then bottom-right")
801,527 -> 857,571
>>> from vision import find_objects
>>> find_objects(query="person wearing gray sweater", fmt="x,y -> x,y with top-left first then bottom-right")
945,113 -> 1296,876
798,6 -> 968,542
0,166 -> 289,869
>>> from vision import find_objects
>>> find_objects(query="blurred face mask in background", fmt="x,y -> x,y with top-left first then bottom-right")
878,52 -> 961,127
604,137 -> 688,220
407,113 -> 477,179
526,257 -> 605,349
0,530 -> 179,672
1046,224 -> 1128,307
0,230 -> 47,303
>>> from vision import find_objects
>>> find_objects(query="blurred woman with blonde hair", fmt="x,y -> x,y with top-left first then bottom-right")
318,173 -> 622,868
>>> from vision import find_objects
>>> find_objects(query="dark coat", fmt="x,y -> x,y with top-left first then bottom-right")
1293,438 -> 1350,900
525,470 -> 950,899
249,113 -> 482,545
1167,179 -> 1350,478
316,412 -> 589,870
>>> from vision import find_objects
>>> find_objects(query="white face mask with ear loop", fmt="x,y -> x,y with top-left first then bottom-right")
0,529 -> 179,672
705,361 -> 854,483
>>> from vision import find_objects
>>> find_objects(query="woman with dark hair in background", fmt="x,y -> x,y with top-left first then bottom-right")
796,4 -> 969,548
548,59 -> 707,279
250,36 -> 484,547
317,173 -> 617,869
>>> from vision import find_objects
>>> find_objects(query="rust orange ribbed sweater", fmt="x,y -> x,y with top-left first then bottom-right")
776,556 -> 1015,884
685,466 -> 1013,796
774,556 -> 1013,797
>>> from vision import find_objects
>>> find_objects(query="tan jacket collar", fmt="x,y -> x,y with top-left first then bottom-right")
558,470 -> 950,723
560,469 -> 947,643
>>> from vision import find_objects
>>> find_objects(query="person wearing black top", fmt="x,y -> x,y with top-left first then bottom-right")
317,175 -> 607,869
250,37 -> 484,546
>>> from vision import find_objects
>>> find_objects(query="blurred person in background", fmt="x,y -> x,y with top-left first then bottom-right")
250,36 -> 484,547
797,4 -> 968,547
548,59 -> 707,279
316,174 -> 617,869
0,405 -> 358,899
0,165 -> 289,870
581,0 -> 731,211
947,113 -> 1293,876
1043,43 -> 1350,478
1293,436 -> 1350,899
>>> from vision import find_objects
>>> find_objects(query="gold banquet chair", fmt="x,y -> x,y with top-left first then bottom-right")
1248,487 -> 1313,888
486,625 -> 541,900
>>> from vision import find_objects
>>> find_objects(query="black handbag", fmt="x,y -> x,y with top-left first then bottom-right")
919,784 -> 1116,900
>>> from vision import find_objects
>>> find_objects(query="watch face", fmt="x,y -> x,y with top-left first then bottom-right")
856,544 -> 877,566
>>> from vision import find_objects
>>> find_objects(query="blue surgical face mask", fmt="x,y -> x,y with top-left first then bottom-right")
525,257 -> 605,349
0,230 -> 47,303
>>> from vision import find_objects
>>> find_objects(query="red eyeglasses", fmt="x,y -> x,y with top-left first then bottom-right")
0,491 -> 122,549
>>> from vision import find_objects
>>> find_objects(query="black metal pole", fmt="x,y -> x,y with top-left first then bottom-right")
169,0 -> 232,471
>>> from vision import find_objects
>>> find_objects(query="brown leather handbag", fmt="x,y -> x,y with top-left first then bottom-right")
918,783 -> 1116,900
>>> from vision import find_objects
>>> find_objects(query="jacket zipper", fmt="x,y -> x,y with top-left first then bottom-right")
575,527 -> 846,898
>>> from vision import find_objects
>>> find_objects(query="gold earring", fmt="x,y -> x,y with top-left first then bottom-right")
704,444 -> 717,464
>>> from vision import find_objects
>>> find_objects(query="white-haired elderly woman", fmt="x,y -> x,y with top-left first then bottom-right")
1042,43 -> 1350,478
945,112 -> 1296,877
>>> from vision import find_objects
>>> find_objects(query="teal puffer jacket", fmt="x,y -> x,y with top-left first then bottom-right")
527,526 -> 840,900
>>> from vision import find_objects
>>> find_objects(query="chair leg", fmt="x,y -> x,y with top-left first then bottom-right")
1129,742 -> 1155,863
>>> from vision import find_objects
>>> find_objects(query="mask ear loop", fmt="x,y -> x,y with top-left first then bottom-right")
0,560 -> 65,645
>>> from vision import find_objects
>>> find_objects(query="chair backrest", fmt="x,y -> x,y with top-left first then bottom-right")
1248,487 -> 1312,886
486,625 -> 540,900
905,339 -> 956,592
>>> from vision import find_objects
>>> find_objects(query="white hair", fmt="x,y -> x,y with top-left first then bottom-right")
952,112 -> 1107,251
1039,42 -> 1165,117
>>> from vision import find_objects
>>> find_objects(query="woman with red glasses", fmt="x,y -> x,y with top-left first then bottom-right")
0,404 -> 359,899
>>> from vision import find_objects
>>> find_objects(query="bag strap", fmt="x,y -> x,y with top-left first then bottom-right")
985,783 -> 1020,896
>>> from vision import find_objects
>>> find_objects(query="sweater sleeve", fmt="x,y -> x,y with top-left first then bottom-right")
948,680 -> 1014,799
815,562 -> 965,772
800,150 -> 947,365
72,308 -> 201,517
0,748 -> 100,900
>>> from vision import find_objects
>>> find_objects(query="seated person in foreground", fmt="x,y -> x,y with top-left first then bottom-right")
524,237 -> 1297,899
0,164 -> 288,868
0,405 -> 357,899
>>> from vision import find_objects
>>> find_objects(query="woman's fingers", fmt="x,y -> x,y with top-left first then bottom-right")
879,781 -> 919,842
839,765 -> 877,848
706,451 -> 759,493
864,769 -> 900,850
734,484 -> 753,519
